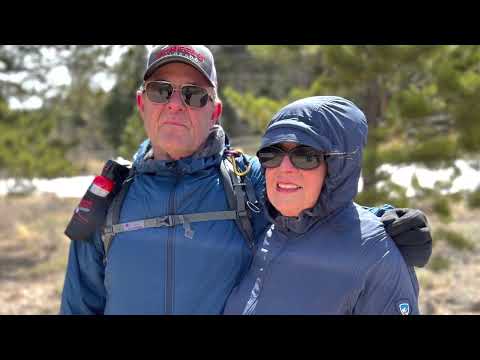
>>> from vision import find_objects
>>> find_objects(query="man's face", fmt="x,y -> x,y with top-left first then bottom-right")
265,142 -> 327,217
137,62 -> 221,160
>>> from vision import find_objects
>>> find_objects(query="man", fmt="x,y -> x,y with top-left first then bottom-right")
60,45 -> 431,314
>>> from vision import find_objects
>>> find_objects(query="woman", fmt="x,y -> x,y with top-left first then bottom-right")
223,96 -> 419,315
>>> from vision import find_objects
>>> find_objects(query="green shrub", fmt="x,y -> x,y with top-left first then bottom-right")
432,197 -> 452,222
434,228 -> 475,250
429,255 -> 451,272
467,186 -> 480,209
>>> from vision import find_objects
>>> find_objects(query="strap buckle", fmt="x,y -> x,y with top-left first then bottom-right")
155,215 -> 173,227
103,226 -> 114,235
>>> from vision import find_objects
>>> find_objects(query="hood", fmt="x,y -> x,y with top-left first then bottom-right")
261,96 -> 368,234
132,125 -> 226,176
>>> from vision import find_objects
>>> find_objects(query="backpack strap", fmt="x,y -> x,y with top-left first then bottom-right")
101,167 -> 135,263
228,152 -> 261,214
220,154 -> 257,251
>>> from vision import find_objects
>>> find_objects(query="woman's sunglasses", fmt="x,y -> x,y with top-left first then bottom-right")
141,80 -> 214,108
257,145 -> 326,170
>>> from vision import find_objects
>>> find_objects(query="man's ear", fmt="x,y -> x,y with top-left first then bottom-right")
211,100 -> 223,126
136,90 -> 145,117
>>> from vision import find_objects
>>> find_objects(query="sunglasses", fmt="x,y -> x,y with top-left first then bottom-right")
141,80 -> 214,108
257,145 -> 326,170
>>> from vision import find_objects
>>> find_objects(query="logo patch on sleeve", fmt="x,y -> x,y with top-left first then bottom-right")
397,301 -> 411,315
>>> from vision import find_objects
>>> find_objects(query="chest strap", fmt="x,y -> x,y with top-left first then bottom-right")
103,210 -> 238,236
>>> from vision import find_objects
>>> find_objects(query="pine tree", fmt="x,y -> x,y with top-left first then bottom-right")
103,45 -> 147,151
223,45 -> 480,208
0,99 -> 77,182
0,45 -> 113,184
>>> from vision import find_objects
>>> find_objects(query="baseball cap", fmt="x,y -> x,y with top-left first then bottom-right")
143,45 -> 218,88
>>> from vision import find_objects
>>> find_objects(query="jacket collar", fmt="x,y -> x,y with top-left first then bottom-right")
134,126 -> 226,176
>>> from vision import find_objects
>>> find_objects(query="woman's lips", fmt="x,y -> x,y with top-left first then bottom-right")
276,182 -> 302,193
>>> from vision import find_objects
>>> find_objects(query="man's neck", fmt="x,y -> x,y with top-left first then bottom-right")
152,146 -> 194,161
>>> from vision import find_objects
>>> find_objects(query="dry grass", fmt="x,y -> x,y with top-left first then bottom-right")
0,194 -> 76,314
415,200 -> 480,314
0,194 -> 75,279
1,192 -> 480,315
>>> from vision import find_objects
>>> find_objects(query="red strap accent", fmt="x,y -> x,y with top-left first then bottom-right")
92,176 -> 114,193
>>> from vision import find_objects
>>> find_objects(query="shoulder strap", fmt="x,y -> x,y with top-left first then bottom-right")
101,167 -> 135,262
220,156 -> 256,251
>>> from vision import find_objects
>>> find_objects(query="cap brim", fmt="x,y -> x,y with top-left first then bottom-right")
143,56 -> 215,87
259,127 -> 328,153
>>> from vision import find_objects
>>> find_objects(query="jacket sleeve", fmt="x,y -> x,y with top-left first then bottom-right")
352,235 -> 420,315
59,231 -> 107,315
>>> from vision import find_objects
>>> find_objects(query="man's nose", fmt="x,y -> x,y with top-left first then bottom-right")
167,89 -> 185,110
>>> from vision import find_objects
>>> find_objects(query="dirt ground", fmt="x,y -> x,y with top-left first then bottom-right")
0,194 -> 75,315
0,193 -> 479,315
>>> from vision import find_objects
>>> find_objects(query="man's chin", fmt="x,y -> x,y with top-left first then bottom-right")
148,137 -> 191,158
155,134 -> 191,148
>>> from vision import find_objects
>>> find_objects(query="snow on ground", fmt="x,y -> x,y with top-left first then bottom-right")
1,160 -> 479,199
0,176 -> 94,198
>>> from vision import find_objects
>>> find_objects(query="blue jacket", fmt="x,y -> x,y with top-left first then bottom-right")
60,127 -> 268,314
223,97 -> 419,315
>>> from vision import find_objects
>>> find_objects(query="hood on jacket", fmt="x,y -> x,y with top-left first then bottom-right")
260,96 -> 368,233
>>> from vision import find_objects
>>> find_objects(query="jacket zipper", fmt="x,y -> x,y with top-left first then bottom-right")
165,172 -> 178,314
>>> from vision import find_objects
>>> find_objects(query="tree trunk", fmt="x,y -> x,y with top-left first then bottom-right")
361,79 -> 383,202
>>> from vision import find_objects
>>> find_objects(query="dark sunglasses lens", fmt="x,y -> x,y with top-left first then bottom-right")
182,85 -> 209,107
146,82 -> 173,103
258,147 -> 284,168
290,147 -> 323,169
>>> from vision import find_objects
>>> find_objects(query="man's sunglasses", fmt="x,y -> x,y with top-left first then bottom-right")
257,145 -> 326,170
141,80 -> 214,108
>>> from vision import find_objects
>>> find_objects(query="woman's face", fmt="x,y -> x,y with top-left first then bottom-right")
265,143 -> 327,217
